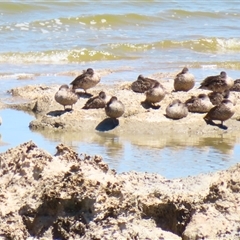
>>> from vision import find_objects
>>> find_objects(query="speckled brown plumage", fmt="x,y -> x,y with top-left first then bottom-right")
185,93 -> 213,113
131,75 -> 159,93
165,99 -> 188,119
230,79 -> 240,92
145,81 -> 165,105
54,84 -> 79,110
208,90 -> 236,106
105,96 -> 125,119
82,91 -> 107,109
204,99 -> 235,125
70,68 -> 101,93
174,67 -> 195,92
199,71 -> 233,93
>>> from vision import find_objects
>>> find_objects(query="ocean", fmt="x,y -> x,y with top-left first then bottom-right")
1,2 -> 240,82
0,1 -> 240,178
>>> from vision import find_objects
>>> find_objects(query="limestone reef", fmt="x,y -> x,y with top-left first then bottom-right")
0,141 -> 239,239
0,69 -> 240,239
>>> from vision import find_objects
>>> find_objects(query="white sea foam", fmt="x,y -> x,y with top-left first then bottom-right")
216,38 -> 240,50
201,65 -> 217,69
0,73 -> 35,80
55,18 -> 62,25
20,27 -> 29,31
90,20 -> 97,25
40,28 -> 49,34
15,23 -> 29,28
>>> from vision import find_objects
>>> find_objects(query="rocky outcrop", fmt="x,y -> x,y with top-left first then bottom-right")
0,141 -> 239,239
2,80 -> 240,137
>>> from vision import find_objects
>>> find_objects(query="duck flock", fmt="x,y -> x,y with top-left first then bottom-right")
54,67 -> 240,127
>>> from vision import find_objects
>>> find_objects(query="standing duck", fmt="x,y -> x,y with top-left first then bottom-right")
54,84 -> 79,110
185,93 -> 213,113
82,91 -> 107,109
131,75 -> 158,93
165,99 -> 188,119
204,99 -> 235,126
199,71 -> 233,93
105,96 -> 125,119
174,67 -> 195,92
70,68 -> 101,93
144,81 -> 165,107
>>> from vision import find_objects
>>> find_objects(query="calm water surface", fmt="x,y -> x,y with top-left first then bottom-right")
0,2 -> 240,178
0,109 -> 239,179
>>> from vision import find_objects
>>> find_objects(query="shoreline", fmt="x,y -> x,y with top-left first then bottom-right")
3,72 -> 240,136
0,72 -> 240,238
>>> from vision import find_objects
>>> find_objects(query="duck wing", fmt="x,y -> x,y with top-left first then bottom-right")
131,78 -> 158,93
70,71 -> 90,85
82,96 -> 105,109
199,73 -> 227,89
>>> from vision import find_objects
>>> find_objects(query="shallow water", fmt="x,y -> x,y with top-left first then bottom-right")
0,109 -> 239,179
0,2 -> 240,178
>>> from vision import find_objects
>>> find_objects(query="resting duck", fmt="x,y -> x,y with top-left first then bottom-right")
174,67 -> 195,92
208,90 -> 236,106
204,99 -> 235,126
54,84 -> 78,110
70,68 -> 101,93
105,96 -> 125,119
82,91 -> 107,109
199,71 -> 233,93
230,79 -> 240,92
131,74 -> 158,93
185,93 -> 213,113
165,99 -> 188,119
144,81 -> 165,106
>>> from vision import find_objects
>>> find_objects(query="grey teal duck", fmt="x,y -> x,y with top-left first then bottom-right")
144,81 -> 165,106
54,84 -> 78,110
174,67 -> 195,92
208,90 -> 236,106
131,74 -> 158,93
82,91 -> 107,109
105,96 -> 125,119
165,99 -> 188,119
70,68 -> 101,93
204,99 -> 235,126
199,71 -> 233,93
230,79 -> 240,92
185,93 -> 213,113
